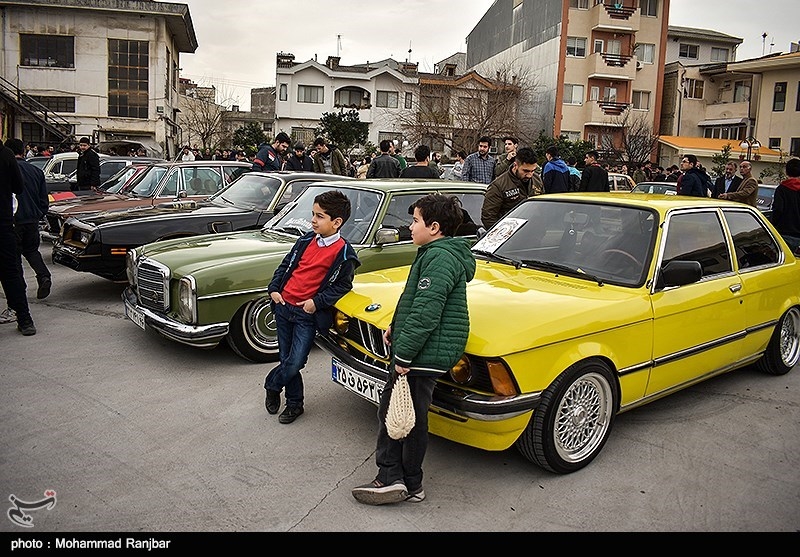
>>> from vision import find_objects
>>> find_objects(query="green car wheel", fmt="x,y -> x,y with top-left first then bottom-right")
226,297 -> 279,363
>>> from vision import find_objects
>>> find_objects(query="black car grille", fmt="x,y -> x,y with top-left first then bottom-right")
136,259 -> 169,312
340,317 -> 495,393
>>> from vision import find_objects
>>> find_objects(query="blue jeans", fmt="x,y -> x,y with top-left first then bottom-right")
263,302 -> 317,408
374,371 -> 437,493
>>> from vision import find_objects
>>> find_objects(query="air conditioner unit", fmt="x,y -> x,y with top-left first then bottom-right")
636,61 -> 643,70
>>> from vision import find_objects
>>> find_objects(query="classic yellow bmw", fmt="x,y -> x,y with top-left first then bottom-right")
316,193 -> 800,474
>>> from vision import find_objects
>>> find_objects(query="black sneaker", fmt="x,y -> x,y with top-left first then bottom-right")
352,479 -> 408,505
265,389 -> 280,415
17,320 -> 36,336
37,277 -> 52,300
278,405 -> 304,424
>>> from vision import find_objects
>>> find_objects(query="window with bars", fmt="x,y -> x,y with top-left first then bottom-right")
29,96 -> 76,113
108,39 -> 149,119
376,91 -> 399,108
20,34 -> 74,68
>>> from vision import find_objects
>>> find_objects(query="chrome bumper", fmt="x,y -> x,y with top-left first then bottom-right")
314,333 -> 541,422
122,287 -> 229,349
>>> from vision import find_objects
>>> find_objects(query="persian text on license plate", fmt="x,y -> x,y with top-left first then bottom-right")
125,302 -> 146,331
332,358 -> 384,405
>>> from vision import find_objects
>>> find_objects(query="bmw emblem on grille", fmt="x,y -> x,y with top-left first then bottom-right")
366,303 -> 381,312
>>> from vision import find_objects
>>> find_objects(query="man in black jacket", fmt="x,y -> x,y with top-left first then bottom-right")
284,142 -> 314,171
711,161 -> 743,198
5,138 -> 51,299
0,142 -> 35,335
367,140 -> 401,178
579,150 -> 609,192
76,137 -> 101,191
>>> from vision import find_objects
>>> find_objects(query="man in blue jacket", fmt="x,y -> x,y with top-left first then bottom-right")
252,132 -> 290,172
542,145 -> 570,194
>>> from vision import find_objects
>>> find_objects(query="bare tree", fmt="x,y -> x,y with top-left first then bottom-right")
387,61 -> 540,155
599,110 -> 660,165
179,82 -> 239,150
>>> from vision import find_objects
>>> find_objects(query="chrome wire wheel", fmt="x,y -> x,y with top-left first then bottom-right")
779,307 -> 800,368
553,371 -> 614,464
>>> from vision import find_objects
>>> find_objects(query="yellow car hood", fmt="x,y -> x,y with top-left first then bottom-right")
339,260 -> 653,358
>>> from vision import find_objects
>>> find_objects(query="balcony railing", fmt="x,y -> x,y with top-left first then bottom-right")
600,53 -> 632,68
598,100 -> 630,116
603,2 -> 636,19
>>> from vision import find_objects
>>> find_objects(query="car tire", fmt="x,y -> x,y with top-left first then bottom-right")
516,360 -> 617,474
226,297 -> 279,363
756,306 -> 800,376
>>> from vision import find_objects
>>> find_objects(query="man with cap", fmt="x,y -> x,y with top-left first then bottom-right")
76,137 -> 101,192
284,142 -> 314,171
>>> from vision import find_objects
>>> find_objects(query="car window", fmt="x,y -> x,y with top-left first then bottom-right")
131,166 -> 167,197
61,159 -> 78,176
211,173 -> 282,209
224,165 -> 247,183
722,209 -> 780,269
100,162 -> 126,182
662,211 -> 730,277
181,167 -> 222,195
160,169 -> 180,197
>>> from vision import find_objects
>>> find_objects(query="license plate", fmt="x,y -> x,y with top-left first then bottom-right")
125,301 -> 146,331
332,358 -> 385,405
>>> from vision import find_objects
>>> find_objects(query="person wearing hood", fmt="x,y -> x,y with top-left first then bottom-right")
352,194 -> 476,506
542,145 -> 571,193
770,157 -> 800,253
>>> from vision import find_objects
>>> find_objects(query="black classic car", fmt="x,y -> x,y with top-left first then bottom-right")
52,171 -> 350,282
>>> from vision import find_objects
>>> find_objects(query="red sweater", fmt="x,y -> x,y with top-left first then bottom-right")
282,238 -> 344,305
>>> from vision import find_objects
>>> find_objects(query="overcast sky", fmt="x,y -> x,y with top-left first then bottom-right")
178,0 -> 797,111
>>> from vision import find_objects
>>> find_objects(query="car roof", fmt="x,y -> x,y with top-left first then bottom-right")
534,191 -> 758,217
299,178 -> 487,193
245,171 -> 354,181
150,160 -> 252,168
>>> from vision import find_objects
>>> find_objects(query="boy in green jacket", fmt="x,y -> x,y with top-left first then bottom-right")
352,194 -> 476,505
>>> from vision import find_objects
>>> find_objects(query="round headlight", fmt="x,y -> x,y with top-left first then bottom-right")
333,310 -> 350,334
449,356 -> 472,384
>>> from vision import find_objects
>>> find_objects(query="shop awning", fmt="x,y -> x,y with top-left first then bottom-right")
697,117 -> 748,127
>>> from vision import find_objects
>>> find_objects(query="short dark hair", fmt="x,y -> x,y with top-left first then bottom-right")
5,138 -> 24,156
503,136 -> 518,144
683,154 -> 698,166
314,190 -> 351,224
411,194 -> 464,237
379,139 -> 392,153
458,150 -> 467,159
545,145 -> 560,158
313,137 -> 327,147
478,136 -> 492,146
567,156 -> 577,166
586,150 -> 599,160
785,158 -> 800,178
79,137 -> 91,145
413,144 -> 431,162
274,132 -> 291,144
515,147 -> 537,165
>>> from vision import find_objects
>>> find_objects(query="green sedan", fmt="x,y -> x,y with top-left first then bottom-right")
122,179 -> 487,362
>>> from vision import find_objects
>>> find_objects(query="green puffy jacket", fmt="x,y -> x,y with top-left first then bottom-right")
391,237 -> 476,377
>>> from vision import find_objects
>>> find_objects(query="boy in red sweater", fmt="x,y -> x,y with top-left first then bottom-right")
264,190 -> 360,423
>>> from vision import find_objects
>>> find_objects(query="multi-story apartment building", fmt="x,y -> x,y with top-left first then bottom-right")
0,0 -> 197,159
465,0 -> 669,155
273,52 -> 516,158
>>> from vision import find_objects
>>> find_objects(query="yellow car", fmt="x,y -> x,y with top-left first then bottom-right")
316,193 -> 800,474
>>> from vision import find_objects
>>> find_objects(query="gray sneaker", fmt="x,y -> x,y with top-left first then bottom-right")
405,487 -> 426,502
0,308 -> 16,324
352,479 -> 407,505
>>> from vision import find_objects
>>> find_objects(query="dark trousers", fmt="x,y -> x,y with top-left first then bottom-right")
0,223 -> 32,322
15,222 -> 50,282
374,371 -> 437,493
264,302 -> 317,408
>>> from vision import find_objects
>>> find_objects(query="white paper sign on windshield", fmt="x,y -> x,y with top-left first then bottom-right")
472,217 -> 526,252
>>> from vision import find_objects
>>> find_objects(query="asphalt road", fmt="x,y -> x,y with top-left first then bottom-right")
1,246 -> 799,535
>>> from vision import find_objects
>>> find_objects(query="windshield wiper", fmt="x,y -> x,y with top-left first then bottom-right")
521,259 -> 604,286
274,226 -> 306,236
217,196 -> 235,205
472,249 -> 522,269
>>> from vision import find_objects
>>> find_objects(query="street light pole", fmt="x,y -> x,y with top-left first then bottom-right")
739,136 -> 761,161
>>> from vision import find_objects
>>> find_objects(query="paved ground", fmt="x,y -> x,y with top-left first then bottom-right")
1,249 -> 799,535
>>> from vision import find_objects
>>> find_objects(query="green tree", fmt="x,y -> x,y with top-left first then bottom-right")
315,110 -> 369,156
233,122 -> 267,155
759,151 -> 788,184
711,143 -> 734,179
529,130 -> 595,168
